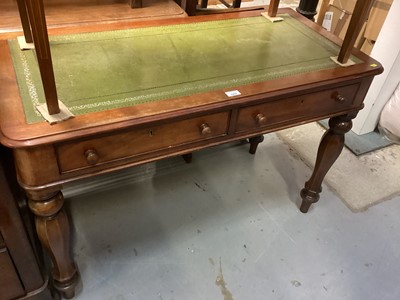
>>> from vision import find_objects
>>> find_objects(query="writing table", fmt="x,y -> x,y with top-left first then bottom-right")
0,5 -> 382,299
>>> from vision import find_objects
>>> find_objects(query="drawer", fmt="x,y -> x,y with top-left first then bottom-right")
57,111 -> 229,172
235,84 -> 359,133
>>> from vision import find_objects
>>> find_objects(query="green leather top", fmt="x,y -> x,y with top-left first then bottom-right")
9,14 -> 360,124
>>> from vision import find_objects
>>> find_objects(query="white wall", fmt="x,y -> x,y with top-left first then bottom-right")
352,0 -> 400,135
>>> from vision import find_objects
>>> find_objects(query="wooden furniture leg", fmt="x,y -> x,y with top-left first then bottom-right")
231,0 -> 241,8
200,0 -> 208,8
129,0 -> 143,8
248,135 -> 264,155
16,0 -> 33,43
200,0 -> 240,9
25,0 -> 60,114
337,0 -> 374,64
268,0 -> 280,17
28,190 -> 78,299
300,115 -> 353,213
182,0 -> 198,16
182,153 -> 193,163
316,0 -> 330,26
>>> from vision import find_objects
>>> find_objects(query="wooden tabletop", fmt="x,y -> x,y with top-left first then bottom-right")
0,9 -> 382,148
0,0 -> 187,37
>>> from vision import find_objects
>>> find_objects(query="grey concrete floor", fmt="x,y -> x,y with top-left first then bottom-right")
66,133 -> 400,300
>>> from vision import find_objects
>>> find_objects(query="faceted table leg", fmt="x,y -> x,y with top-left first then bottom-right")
28,190 -> 78,299
248,135 -> 264,155
300,115 -> 353,213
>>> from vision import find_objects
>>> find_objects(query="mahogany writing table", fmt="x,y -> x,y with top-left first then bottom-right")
0,4 -> 382,299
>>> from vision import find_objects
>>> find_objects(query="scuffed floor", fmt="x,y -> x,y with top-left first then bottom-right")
50,2 -> 400,299
66,132 -> 400,300
277,123 -> 400,212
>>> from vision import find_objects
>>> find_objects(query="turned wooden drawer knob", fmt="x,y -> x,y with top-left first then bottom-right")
85,149 -> 99,165
255,113 -> 267,125
200,123 -> 212,135
335,94 -> 346,103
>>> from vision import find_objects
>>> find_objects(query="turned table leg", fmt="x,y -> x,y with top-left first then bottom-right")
28,191 -> 78,299
248,135 -> 264,155
300,116 -> 352,213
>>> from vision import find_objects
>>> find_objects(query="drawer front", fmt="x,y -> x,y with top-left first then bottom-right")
57,112 -> 229,172
235,84 -> 359,133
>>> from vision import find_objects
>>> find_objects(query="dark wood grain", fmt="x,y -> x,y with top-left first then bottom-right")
0,9 -> 382,148
232,0 -> 241,9
56,112 -> 229,173
338,0 -> 374,64
0,7 -> 383,298
0,248 -> 25,299
28,191 -> 78,299
181,0 -> 197,16
0,146 -> 52,300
